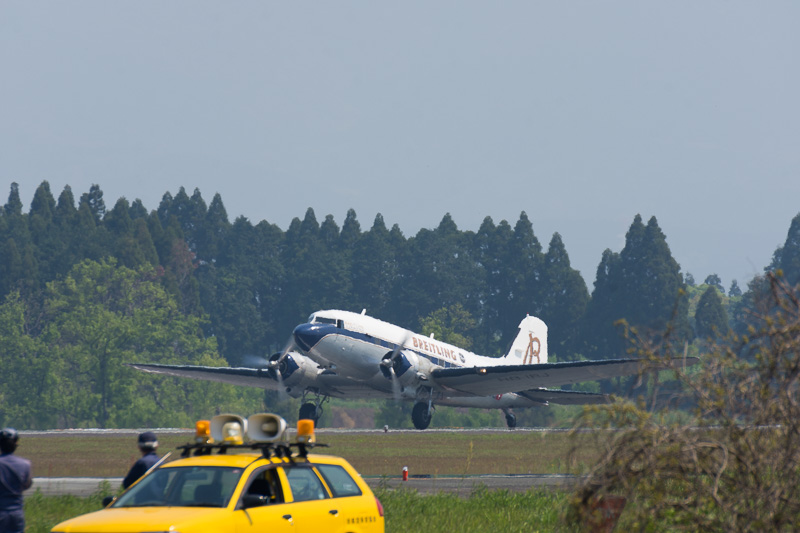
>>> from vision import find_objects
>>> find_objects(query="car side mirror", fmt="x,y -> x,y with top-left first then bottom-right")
241,494 -> 268,509
102,496 -> 115,507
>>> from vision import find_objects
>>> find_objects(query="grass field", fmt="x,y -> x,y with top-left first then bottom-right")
25,488 -> 575,533
22,429 -> 601,478
21,429 -> 602,532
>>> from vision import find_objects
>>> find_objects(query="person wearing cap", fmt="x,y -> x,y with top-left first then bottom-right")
122,431 -> 160,489
0,428 -> 32,533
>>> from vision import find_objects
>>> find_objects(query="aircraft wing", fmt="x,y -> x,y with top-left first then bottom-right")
431,357 -> 697,397
518,388 -> 609,405
127,363 -> 390,400
128,363 -> 283,389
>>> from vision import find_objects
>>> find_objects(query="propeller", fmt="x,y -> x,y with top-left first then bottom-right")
266,337 -> 296,402
380,331 -> 412,403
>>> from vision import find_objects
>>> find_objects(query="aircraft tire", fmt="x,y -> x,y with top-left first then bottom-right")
299,402 -> 319,424
411,402 -> 432,430
505,412 -> 517,429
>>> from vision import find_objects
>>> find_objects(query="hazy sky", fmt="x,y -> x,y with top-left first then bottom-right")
2,2 -> 798,290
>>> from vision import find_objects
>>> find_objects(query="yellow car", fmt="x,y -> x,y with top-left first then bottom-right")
51,415 -> 385,533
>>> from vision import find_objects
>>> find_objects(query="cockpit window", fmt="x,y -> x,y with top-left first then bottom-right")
313,316 -> 338,325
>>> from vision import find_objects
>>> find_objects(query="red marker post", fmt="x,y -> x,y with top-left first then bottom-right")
402,466 -> 408,481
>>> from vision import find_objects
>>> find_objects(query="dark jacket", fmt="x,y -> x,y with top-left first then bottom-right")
122,451 -> 160,489
0,453 -> 32,533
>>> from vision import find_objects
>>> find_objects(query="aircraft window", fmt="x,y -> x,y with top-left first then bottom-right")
313,317 -> 337,325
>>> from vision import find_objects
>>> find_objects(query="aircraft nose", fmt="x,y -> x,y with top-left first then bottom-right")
293,323 -> 327,352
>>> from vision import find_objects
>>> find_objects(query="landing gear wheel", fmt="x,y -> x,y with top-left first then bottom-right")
299,402 -> 319,424
412,402 -> 432,430
505,412 -> 517,429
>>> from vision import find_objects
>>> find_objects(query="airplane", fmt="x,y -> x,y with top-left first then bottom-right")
131,309 -> 696,430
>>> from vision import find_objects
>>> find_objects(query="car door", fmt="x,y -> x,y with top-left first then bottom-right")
281,464 -> 343,533
234,467 -> 293,533
315,463 -> 383,531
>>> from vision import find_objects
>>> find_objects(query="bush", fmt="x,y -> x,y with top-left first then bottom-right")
567,273 -> 800,531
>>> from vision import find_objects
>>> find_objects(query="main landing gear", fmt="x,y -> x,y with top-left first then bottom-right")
411,402 -> 432,430
412,400 -> 433,430
502,408 -> 517,429
298,393 -> 329,426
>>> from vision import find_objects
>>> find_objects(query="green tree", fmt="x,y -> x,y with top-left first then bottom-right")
729,279 -> 742,297
776,212 -> 800,287
199,214 -> 286,362
0,184 -> 37,297
394,213 -> 481,328
455,213 -> 541,356
538,233 -> 589,359
374,400 -> 414,429
79,184 -> 106,223
508,213 -> 544,310
4,182 -> 23,216
0,292 -> 50,427
418,304 -> 477,350
580,248 -> 623,360
280,208 -> 350,329
197,192 -> 231,263
581,215 -> 689,361
27,259 -> 261,428
351,214 -> 400,320
694,285 -> 730,339
51,185 -> 82,276
105,198 -> 151,268
339,208 -> 362,252
473,217 -> 513,355
703,273 -> 724,294
128,198 -> 149,220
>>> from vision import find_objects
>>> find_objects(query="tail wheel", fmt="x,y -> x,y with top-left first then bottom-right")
411,402 -> 432,430
299,402 -> 319,424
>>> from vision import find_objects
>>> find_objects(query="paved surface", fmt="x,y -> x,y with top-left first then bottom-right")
26,473 -> 579,499
26,478 -> 122,497
365,474 -> 580,495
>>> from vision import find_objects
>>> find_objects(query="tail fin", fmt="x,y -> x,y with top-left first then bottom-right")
504,315 -> 548,365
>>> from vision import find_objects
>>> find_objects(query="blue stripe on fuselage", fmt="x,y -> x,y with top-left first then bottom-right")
292,322 -> 462,369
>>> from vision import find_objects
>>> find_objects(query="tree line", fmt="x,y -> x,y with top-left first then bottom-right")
1,181 -> 799,428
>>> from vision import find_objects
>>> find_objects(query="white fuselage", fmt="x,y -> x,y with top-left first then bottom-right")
292,309 -> 538,408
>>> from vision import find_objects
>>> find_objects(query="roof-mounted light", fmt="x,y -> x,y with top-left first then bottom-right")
195,420 -> 211,444
296,418 -> 316,445
180,413 -> 326,459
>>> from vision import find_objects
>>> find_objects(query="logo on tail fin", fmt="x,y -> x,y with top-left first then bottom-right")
523,334 -> 541,364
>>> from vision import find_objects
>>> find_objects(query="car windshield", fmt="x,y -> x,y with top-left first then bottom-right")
113,466 -> 244,508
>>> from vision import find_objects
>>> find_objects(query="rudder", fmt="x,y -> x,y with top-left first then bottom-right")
504,315 -> 548,364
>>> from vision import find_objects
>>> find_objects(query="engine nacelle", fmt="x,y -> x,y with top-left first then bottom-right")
267,351 -> 319,395
380,349 -> 436,388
